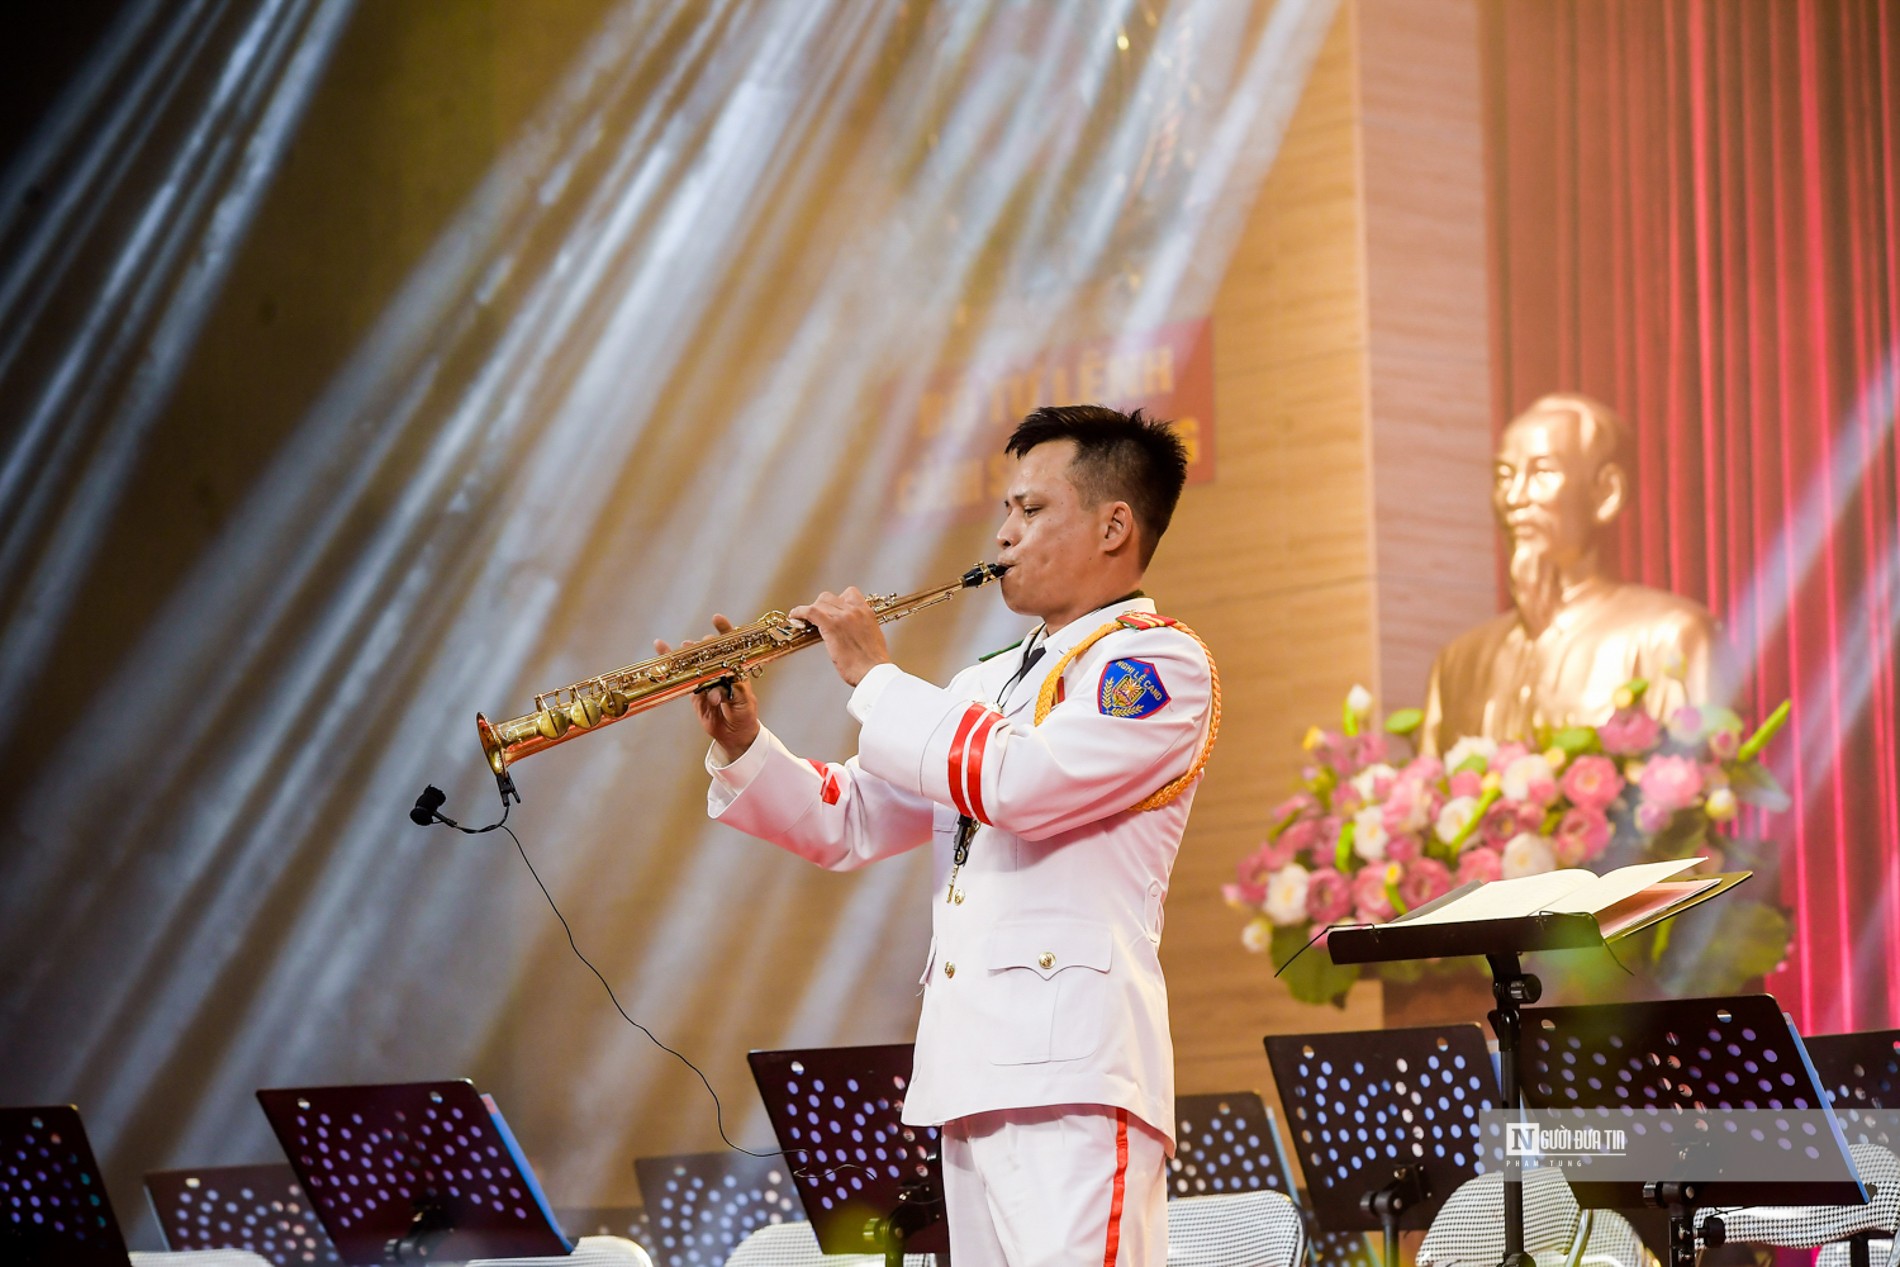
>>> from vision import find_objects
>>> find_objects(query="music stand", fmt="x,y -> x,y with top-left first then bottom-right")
146,1162 -> 342,1265
1515,994 -> 1868,1267
553,1207 -> 648,1250
1171,1092 -> 1298,1201
0,1105 -> 132,1267
1265,1024 -> 1500,1267
630,1150 -> 801,1267
745,1043 -> 947,1262
255,1080 -> 571,1265
1807,1029 -> 1900,1146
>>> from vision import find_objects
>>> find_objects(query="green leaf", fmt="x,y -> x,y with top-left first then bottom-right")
1335,819 -> 1357,871
1737,699 -> 1791,762
1654,899 -> 1791,996
1646,812 -> 1709,859
1549,726 -> 1600,756
1729,763 -> 1793,812
1271,925 -> 1362,1008
1384,708 -> 1424,736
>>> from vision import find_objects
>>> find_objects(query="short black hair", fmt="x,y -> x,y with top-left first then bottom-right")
1005,405 -> 1190,566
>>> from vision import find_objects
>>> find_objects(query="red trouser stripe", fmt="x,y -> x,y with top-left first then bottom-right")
945,705 -> 987,817
1102,1109 -> 1129,1267
963,712 -> 1002,825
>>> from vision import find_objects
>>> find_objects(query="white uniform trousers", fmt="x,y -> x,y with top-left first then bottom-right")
940,1103 -> 1168,1267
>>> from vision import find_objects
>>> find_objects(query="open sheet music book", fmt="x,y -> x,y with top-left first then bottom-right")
1391,857 -> 1733,940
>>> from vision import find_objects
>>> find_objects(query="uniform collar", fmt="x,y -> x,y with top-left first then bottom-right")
1023,593 -> 1155,661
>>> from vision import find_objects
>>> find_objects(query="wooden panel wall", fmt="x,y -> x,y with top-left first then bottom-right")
1157,0 -> 1495,1154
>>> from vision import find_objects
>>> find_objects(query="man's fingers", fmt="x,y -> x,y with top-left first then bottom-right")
712,613 -> 735,634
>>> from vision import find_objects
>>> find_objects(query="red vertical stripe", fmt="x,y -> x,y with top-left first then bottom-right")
964,712 -> 1001,826
1101,1110 -> 1129,1267
945,705 -> 985,818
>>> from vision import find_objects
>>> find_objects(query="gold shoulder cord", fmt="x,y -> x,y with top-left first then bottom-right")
1031,613 -> 1222,811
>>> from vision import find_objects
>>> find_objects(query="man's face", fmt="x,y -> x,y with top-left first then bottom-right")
994,439 -> 1108,622
1492,408 -> 1605,561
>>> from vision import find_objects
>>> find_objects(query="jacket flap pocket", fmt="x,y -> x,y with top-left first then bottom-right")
986,921 -> 1112,979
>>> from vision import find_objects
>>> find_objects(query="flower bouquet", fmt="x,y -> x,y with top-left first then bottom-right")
1227,682 -> 1794,1007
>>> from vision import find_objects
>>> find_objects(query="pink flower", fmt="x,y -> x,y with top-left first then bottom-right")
1222,881 -> 1265,907
1381,778 -> 1433,835
1638,753 -> 1705,813
1449,769 -> 1484,799
1306,868 -> 1354,923
1279,817 -> 1321,858
1707,726 -> 1740,761
1489,742 -> 1531,773
1270,793 -> 1318,824
1256,834 -> 1302,872
1599,708 -> 1662,756
1457,846 -> 1503,885
1667,706 -> 1706,747
1402,755 -> 1446,785
1501,754 -> 1559,806
1481,802 -> 1523,849
1634,801 -> 1674,835
1399,857 -> 1454,910
1553,807 -> 1613,866
1561,754 -> 1624,812
1385,834 -> 1423,863
1353,865 -> 1398,923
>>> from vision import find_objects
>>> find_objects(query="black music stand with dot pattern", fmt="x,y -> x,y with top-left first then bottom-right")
145,1162 -> 343,1265
0,1105 -> 131,1267
1266,1025 -> 1501,1267
745,1043 -> 947,1261
1807,1029 -> 1900,1147
630,1151 -> 801,1267
553,1207 -> 648,1252
254,1080 -> 571,1266
1517,994 -> 1868,1267
1171,1091 -> 1379,1267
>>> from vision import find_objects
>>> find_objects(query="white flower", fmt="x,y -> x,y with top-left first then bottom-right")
1264,864 -> 1313,926
1444,736 -> 1498,772
1241,915 -> 1274,953
1501,832 -> 1558,878
1353,806 -> 1389,861
1346,684 -> 1374,717
1501,754 -> 1558,804
1434,795 -> 1482,845
1350,763 -> 1398,803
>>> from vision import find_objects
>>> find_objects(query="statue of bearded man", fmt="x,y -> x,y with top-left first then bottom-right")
1419,393 -> 1717,757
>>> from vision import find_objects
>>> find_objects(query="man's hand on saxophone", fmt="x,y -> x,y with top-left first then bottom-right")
786,587 -> 893,689
654,614 -> 761,763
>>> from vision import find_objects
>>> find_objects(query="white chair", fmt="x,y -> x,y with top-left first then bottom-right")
1167,1189 -> 1307,1267
724,1219 -> 932,1266
1419,1167 -> 1654,1267
1703,1142 -> 1900,1267
469,1235 -> 653,1265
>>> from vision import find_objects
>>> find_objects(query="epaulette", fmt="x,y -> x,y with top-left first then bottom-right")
1115,611 -> 1178,631
977,637 -> 1025,662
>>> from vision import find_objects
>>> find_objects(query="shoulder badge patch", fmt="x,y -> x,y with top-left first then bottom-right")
1097,658 -> 1170,719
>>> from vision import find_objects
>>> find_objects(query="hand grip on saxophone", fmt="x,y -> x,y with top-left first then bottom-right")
474,562 -> 1008,798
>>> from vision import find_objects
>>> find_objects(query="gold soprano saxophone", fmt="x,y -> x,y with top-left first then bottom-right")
476,561 -> 1008,800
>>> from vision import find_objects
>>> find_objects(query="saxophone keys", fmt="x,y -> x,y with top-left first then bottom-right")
600,688 -> 630,718
569,695 -> 603,729
535,708 -> 569,742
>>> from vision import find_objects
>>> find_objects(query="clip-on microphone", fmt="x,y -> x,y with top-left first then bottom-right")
410,784 -> 506,834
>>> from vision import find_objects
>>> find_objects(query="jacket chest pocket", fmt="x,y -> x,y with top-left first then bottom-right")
980,921 -> 1113,1065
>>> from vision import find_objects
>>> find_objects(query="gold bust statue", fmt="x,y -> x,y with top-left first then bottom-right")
1419,394 -> 1717,756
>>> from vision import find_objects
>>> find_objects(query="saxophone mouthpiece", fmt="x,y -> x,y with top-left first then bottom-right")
963,561 -> 1010,587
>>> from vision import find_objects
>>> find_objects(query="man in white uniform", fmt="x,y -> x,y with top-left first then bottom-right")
663,407 -> 1216,1266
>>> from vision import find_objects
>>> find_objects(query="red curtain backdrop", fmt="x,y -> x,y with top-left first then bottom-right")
1483,0 -> 1900,1033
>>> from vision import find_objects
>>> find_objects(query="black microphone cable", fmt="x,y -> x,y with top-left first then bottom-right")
408,784 -> 865,1177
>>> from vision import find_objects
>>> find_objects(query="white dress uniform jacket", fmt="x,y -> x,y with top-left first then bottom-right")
706,596 -> 1212,1151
